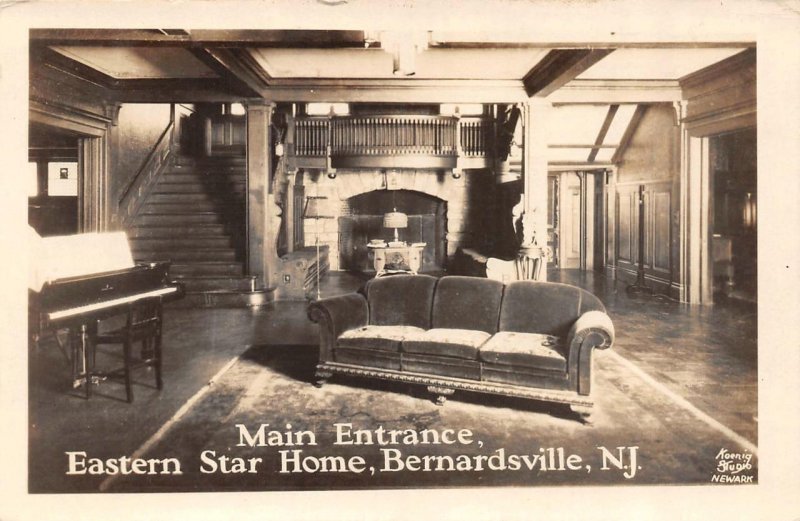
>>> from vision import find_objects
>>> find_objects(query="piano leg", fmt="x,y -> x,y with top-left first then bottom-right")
71,323 -> 102,398
71,324 -> 91,398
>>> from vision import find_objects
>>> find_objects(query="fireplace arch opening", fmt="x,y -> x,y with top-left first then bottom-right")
339,189 -> 446,274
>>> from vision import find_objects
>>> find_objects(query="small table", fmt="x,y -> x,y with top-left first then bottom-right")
367,242 -> 426,277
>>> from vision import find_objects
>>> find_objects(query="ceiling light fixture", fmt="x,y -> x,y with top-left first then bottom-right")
378,31 -> 430,77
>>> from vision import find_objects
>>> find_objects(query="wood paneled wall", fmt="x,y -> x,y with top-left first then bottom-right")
610,104 -> 680,296
614,181 -> 674,291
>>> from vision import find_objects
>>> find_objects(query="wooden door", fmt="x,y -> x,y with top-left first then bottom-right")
615,181 -> 672,287
559,172 -> 581,269
615,184 -> 640,276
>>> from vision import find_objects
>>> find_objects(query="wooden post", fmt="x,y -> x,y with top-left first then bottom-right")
78,135 -> 109,232
521,99 -> 551,281
245,101 -> 276,290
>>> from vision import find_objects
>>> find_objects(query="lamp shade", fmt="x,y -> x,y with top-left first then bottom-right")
303,196 -> 331,219
383,211 -> 408,229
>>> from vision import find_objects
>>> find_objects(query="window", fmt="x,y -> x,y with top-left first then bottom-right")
306,103 -> 350,116
47,162 -> 78,196
440,104 -> 484,116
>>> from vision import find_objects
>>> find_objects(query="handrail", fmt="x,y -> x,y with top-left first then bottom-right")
118,120 -> 174,204
118,119 -> 175,227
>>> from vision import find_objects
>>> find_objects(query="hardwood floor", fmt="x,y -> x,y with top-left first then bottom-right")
28,269 -> 757,492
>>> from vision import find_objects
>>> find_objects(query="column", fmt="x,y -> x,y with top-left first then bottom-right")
520,99 -> 551,281
78,134 -> 109,232
246,101 -> 276,290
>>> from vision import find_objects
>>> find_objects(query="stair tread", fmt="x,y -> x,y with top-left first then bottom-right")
172,260 -> 243,263
175,274 -> 255,279
136,210 -> 231,215
130,153 -> 246,279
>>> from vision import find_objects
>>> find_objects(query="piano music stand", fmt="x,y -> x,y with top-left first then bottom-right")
92,296 -> 164,403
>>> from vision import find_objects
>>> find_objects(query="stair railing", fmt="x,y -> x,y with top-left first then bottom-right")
118,114 -> 176,228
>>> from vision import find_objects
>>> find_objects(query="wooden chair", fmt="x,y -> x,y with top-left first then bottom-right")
92,296 -> 164,403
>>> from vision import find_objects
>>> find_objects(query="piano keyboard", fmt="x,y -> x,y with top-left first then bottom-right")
48,286 -> 180,321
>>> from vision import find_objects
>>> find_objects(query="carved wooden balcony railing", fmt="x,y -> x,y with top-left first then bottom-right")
295,117 -> 329,157
292,115 -> 494,170
459,117 -> 494,158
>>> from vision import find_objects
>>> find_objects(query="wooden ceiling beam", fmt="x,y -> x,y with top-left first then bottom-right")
523,48 -> 614,97
29,29 -> 367,48
548,79 -> 683,104
189,47 -> 270,97
550,144 -> 618,149
32,46 -> 116,90
112,87 -> 244,104
430,40 -> 752,50
588,104 -> 619,162
611,104 -> 648,163
260,82 -> 527,104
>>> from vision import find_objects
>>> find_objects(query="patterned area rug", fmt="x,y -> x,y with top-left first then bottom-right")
106,344 -> 757,492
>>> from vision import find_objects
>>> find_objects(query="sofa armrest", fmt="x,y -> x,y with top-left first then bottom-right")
307,293 -> 369,362
565,310 -> 615,396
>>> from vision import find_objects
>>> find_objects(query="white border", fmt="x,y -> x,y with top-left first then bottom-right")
2,1 -> 799,520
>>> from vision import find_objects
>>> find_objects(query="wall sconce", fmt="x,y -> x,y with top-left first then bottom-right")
327,171 -> 337,179
742,192 -> 757,229
452,171 -> 462,179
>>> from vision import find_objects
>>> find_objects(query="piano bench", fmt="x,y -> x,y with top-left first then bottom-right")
92,296 -> 164,403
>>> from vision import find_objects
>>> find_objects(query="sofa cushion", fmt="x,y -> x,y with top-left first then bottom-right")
363,274 -> 438,329
402,328 -> 490,360
499,281 -> 605,337
479,331 -> 567,372
338,325 -> 426,352
431,276 -> 504,334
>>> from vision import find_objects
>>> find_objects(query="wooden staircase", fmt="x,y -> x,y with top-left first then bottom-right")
128,153 -> 270,307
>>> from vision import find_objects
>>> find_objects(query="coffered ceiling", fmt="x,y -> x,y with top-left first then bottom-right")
31,29 -> 751,102
30,29 -> 753,167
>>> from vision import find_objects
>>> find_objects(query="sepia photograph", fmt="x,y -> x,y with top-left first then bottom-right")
2,0 -> 799,519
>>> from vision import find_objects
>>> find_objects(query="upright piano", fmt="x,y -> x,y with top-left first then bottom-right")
28,230 -> 184,394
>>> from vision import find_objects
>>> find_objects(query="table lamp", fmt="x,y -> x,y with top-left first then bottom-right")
383,208 -> 408,245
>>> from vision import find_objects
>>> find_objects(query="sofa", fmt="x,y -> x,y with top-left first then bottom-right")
307,275 -> 614,414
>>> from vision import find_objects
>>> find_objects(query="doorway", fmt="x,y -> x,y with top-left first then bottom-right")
549,170 -> 606,272
28,123 -> 80,236
709,128 -> 757,302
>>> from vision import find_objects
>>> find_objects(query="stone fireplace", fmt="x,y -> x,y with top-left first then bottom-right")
299,168 -> 496,271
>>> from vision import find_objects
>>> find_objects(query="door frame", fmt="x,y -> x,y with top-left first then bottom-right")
551,169 -> 607,272
29,100 -> 112,232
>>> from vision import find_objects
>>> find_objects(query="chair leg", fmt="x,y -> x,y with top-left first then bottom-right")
153,332 -> 163,391
141,337 -> 154,360
123,339 -> 133,403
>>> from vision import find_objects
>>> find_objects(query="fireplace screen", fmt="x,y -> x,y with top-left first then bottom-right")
339,190 -> 446,273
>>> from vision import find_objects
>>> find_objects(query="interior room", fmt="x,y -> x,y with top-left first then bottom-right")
25,28 -> 758,493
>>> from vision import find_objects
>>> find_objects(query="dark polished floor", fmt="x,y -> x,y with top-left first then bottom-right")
28,268 -> 757,492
